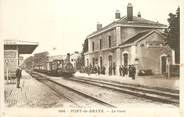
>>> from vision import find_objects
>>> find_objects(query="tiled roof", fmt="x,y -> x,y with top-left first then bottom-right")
87,16 -> 167,38
87,21 -> 117,38
4,40 -> 38,45
119,30 -> 167,46
119,31 -> 151,46
117,16 -> 166,27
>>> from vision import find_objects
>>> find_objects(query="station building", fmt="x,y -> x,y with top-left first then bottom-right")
84,3 -> 175,75
4,40 -> 38,78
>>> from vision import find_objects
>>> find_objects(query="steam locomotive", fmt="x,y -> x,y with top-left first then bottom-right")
33,53 -> 75,77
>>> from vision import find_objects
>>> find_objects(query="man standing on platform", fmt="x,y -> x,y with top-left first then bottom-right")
16,66 -> 22,88
131,65 -> 136,80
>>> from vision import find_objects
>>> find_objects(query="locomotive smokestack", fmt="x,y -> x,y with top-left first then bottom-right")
137,11 -> 141,18
66,53 -> 70,62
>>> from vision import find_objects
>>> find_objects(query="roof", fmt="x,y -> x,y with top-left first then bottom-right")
119,30 -> 167,46
117,16 -> 166,27
119,30 -> 151,45
48,55 -> 66,62
70,52 -> 81,59
4,40 -> 39,54
4,40 -> 38,45
87,16 -> 167,38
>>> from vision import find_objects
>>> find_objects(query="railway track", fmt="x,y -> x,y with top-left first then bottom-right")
31,72 -> 116,108
68,76 -> 179,105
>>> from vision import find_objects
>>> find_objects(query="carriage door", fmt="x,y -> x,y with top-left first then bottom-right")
161,56 -> 167,74
123,53 -> 128,66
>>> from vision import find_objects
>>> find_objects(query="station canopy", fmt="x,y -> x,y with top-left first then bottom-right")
4,40 -> 39,54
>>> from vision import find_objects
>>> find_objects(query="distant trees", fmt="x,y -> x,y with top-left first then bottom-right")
167,7 -> 180,64
23,56 -> 34,69
81,38 -> 88,66
33,51 -> 49,67
23,51 -> 49,70
82,38 -> 88,53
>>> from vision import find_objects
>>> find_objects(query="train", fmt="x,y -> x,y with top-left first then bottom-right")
33,53 -> 75,77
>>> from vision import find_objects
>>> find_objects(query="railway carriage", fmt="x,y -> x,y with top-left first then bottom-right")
34,54 -> 75,77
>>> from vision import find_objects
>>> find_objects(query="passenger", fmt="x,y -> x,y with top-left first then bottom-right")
119,65 -> 122,76
132,65 -> 136,80
97,66 -> 100,75
122,65 -> 126,77
89,64 -> 92,74
112,63 -> 116,75
124,65 -> 128,76
109,65 -> 112,76
94,66 -> 97,74
121,65 -> 124,77
102,65 -> 106,75
87,66 -> 90,75
16,66 -> 22,88
128,65 -> 132,77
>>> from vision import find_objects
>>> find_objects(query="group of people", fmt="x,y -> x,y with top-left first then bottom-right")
108,63 -> 116,76
85,64 -> 106,75
119,65 -> 136,80
83,64 -> 136,80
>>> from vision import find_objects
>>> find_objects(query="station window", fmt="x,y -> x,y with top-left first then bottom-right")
100,39 -> 102,50
108,36 -> 112,48
92,42 -> 95,51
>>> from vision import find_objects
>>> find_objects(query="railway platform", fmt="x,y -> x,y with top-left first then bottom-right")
4,70 -> 67,108
74,72 -> 179,91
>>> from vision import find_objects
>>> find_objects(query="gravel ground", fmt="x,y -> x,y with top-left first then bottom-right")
74,72 -> 179,90
50,76 -> 178,108
4,71 -> 178,108
4,71 -> 77,108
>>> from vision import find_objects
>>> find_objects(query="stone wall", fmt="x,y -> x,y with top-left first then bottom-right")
88,29 -> 116,52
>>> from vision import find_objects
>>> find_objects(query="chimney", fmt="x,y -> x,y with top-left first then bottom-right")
97,22 -> 102,31
127,3 -> 133,21
137,11 -> 141,18
115,10 -> 121,20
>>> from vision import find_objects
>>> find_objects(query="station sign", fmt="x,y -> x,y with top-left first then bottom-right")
4,50 -> 17,58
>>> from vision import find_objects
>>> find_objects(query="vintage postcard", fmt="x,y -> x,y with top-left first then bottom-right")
0,0 -> 183,117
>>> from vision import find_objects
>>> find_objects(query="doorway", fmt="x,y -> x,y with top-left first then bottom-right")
161,56 -> 167,74
123,53 -> 128,66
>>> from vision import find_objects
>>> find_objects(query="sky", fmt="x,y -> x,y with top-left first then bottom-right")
0,0 -> 180,57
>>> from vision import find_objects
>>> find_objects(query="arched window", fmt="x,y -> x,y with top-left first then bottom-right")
160,55 -> 167,74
